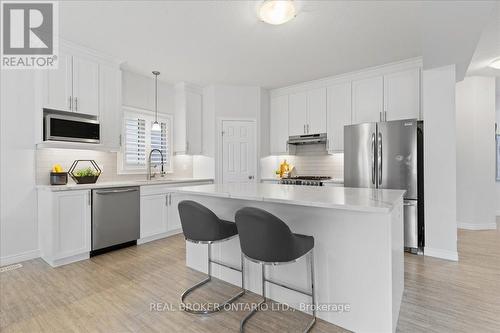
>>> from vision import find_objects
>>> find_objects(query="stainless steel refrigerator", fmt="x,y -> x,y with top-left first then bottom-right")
344,119 -> 424,253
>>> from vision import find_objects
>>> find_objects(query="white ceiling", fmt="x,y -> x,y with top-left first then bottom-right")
467,5 -> 500,78
59,1 -> 496,88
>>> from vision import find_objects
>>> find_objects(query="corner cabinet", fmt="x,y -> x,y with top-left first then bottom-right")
38,189 -> 92,267
174,82 -> 203,155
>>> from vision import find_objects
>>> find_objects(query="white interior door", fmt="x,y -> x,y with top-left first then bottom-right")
222,120 -> 256,184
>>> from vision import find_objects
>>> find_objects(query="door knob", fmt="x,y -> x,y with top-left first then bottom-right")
248,176 -> 254,180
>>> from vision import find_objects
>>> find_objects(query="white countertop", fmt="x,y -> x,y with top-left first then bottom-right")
172,183 -> 404,213
37,178 -> 214,191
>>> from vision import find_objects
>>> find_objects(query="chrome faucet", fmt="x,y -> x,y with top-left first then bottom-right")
147,149 -> 166,180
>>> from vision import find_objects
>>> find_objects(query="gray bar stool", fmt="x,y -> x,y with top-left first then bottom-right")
178,200 -> 245,314
235,207 -> 316,333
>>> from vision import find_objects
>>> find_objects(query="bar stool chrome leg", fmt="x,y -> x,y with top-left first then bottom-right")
239,262 -> 267,332
181,241 -> 245,314
239,250 -> 317,333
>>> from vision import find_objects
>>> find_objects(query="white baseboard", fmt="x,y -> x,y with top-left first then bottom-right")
0,249 -> 40,267
457,222 -> 497,230
137,229 -> 182,245
42,252 -> 90,268
424,247 -> 459,261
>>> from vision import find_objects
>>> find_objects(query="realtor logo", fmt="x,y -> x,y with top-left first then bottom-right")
1,1 -> 58,69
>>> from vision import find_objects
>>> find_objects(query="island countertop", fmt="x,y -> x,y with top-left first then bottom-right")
172,183 -> 405,213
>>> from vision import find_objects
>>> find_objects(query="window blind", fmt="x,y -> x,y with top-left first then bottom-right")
124,117 -> 146,166
150,120 -> 169,166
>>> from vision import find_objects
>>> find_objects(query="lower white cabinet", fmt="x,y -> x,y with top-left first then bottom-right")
38,189 -> 91,267
139,181 -> 213,243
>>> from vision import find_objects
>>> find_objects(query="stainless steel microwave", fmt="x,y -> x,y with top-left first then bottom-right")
43,109 -> 100,144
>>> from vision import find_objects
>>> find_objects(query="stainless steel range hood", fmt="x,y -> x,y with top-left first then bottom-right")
287,133 -> 327,145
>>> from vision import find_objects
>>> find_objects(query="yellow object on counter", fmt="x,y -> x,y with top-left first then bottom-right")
52,164 -> 63,173
279,160 -> 290,178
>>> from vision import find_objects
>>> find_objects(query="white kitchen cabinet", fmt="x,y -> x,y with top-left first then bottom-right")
43,53 -> 100,116
139,181 -> 213,244
351,76 -> 384,124
327,82 -> 351,152
288,89 -> 327,136
289,92 -> 308,136
38,189 -> 91,267
72,56 -> 99,116
174,82 -> 203,155
270,95 -> 289,154
99,64 -> 122,151
307,88 -> 327,134
45,53 -> 73,111
140,193 -> 169,238
384,68 -> 420,121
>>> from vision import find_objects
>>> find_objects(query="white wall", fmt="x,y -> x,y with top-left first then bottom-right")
122,70 -> 174,114
422,65 -> 458,261
0,71 -> 39,265
201,85 -> 267,182
456,76 -> 497,230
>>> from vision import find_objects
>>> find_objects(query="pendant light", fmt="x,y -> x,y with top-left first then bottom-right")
152,71 -> 161,131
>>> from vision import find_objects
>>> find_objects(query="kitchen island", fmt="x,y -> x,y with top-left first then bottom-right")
172,183 -> 405,333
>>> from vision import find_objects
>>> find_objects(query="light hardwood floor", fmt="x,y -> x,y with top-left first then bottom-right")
1,227 -> 499,332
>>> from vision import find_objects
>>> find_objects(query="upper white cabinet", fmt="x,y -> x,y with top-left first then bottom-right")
289,92 -> 308,136
270,95 -> 289,154
383,68 -> 420,121
289,88 -> 327,136
327,82 -> 351,152
44,52 -> 99,116
99,64 -> 122,151
45,54 -> 73,111
38,41 -> 123,149
174,82 -> 203,155
72,56 -> 99,116
352,76 -> 384,124
268,58 -> 422,154
307,88 -> 327,134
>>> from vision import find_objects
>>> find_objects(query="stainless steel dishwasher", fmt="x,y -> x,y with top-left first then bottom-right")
91,187 -> 140,254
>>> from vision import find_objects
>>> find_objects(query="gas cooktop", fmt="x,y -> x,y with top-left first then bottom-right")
279,176 -> 331,186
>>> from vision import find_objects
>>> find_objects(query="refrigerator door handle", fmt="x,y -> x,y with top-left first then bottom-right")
371,133 -> 375,184
378,132 -> 382,185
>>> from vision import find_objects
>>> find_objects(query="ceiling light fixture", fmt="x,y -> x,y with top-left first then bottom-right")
259,0 -> 296,25
489,58 -> 500,69
152,71 -> 161,131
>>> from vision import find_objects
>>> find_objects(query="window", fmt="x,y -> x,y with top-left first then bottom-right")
119,107 -> 172,173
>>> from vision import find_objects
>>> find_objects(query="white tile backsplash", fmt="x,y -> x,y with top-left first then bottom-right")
36,148 -> 193,185
260,146 -> 344,180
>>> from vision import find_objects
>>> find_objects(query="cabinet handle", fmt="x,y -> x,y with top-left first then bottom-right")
186,141 -> 189,152
74,97 -> 78,111
88,192 -> 91,206
169,193 -> 172,206
69,96 -> 72,110
307,124 -> 309,133
303,124 -> 306,134
165,194 -> 168,206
